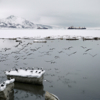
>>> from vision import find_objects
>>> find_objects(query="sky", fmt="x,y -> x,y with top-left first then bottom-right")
0,0 -> 100,27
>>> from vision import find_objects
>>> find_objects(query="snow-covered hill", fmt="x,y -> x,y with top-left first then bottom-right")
0,15 -> 36,28
0,15 -> 66,29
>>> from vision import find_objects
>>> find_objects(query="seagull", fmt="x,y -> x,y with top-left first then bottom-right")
81,46 -> 86,49
28,67 -> 31,69
1,84 -> 4,87
42,70 -> 44,71
40,67 -> 43,70
58,51 -> 64,53
39,72 -> 41,74
3,82 -> 5,84
66,51 -> 77,56
55,56 -> 59,59
85,48 -> 92,52
37,68 -> 39,70
51,61 -> 56,64
32,68 -> 34,70
83,53 -> 87,55
35,71 -> 37,73
68,46 -> 73,50
8,77 -> 12,80
63,48 -> 68,50
89,53 -> 97,57
15,68 -> 18,72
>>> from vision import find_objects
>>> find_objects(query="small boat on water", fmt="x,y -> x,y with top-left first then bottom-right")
68,26 -> 86,29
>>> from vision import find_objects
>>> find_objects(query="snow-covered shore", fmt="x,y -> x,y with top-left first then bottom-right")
0,30 -> 100,39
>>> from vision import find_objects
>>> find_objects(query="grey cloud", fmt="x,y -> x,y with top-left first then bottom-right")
0,0 -> 100,27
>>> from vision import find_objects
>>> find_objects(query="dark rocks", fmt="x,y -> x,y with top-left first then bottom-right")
16,39 -> 22,43
45,91 -> 59,100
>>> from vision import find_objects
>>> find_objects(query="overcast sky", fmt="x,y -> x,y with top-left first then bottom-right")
0,0 -> 100,27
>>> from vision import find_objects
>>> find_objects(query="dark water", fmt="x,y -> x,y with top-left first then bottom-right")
0,39 -> 100,100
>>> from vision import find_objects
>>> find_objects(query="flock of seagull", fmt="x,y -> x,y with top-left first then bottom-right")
0,38 -> 99,100
7,67 -> 44,74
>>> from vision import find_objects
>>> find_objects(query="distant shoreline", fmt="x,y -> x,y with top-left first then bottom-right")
0,30 -> 100,38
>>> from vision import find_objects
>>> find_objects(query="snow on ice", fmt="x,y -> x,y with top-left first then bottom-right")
5,69 -> 45,78
0,30 -> 100,39
0,79 -> 15,91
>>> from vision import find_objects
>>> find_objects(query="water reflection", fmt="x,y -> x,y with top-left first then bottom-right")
14,82 -> 45,96
14,82 -> 45,100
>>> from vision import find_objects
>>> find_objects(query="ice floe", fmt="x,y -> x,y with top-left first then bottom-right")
0,79 -> 15,91
33,40 -> 47,43
5,69 -> 45,78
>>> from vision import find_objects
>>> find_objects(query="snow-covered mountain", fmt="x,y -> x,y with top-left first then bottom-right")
0,15 -> 66,29
0,15 -> 36,28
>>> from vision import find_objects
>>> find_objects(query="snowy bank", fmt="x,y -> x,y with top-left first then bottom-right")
5,69 -> 45,85
0,30 -> 100,39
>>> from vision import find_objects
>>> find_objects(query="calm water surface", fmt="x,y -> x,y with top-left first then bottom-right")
0,39 -> 100,100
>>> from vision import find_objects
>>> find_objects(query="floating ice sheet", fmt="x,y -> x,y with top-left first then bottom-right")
33,40 -> 47,43
0,79 -> 15,91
